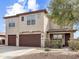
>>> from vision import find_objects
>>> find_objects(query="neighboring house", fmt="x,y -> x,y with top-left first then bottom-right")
4,9 -> 76,47
0,32 -> 5,45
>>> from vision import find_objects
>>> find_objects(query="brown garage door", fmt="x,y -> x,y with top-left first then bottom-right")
8,35 -> 16,46
19,34 -> 41,47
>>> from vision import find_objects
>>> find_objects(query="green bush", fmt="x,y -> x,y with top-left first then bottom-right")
50,40 -> 62,48
44,48 -> 51,51
68,40 -> 79,51
45,39 -> 62,48
45,39 -> 49,48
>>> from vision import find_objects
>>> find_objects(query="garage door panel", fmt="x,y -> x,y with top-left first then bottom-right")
8,35 -> 16,46
19,34 -> 41,47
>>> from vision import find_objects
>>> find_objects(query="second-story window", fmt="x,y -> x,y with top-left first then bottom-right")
9,22 -> 15,27
27,20 -> 30,25
21,16 -> 24,21
31,19 -> 35,25
27,19 -> 35,25
27,15 -> 36,25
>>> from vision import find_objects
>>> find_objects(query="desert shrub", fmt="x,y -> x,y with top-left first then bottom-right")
68,40 -> 79,51
50,40 -> 62,48
45,39 -> 51,48
44,48 -> 51,51
45,39 -> 62,48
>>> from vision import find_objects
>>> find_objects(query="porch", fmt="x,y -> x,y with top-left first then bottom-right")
47,29 -> 76,46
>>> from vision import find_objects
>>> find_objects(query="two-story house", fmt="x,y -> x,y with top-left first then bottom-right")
4,9 -> 76,47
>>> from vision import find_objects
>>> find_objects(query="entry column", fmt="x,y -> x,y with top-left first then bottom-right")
16,34 -> 19,46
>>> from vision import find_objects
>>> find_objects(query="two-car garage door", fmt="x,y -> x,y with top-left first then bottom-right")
8,34 -> 41,47
19,34 -> 41,47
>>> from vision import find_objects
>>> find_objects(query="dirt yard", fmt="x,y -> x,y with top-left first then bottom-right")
15,52 -> 79,59
14,49 -> 79,59
0,46 -> 79,59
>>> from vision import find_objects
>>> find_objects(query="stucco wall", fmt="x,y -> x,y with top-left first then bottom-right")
43,13 -> 49,32
5,17 -> 19,35
49,19 -> 73,30
5,12 -> 45,35
18,13 -> 44,33
49,20 -> 60,29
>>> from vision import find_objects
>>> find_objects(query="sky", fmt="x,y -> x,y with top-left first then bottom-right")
0,0 -> 79,38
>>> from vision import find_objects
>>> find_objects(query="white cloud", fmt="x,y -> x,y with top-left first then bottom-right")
5,3 -> 26,16
18,0 -> 25,3
5,0 -> 26,16
27,0 -> 39,11
5,0 -> 39,16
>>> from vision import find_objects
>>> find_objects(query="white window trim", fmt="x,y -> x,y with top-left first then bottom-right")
27,15 -> 36,25
9,22 -> 15,27
53,34 -> 63,39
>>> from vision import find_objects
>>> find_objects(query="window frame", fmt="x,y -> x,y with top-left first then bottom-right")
27,15 -> 36,25
9,22 -> 15,27
53,34 -> 63,40
27,20 -> 30,25
31,19 -> 35,25
21,16 -> 24,21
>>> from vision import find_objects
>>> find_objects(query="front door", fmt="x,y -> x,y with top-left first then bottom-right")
65,33 -> 70,46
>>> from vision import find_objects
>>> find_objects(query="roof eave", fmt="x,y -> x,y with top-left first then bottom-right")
3,9 -> 48,19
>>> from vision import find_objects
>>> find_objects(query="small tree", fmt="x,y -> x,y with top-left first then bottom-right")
48,0 -> 79,28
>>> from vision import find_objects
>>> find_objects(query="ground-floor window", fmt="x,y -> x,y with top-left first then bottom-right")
50,34 -> 63,40
53,34 -> 62,39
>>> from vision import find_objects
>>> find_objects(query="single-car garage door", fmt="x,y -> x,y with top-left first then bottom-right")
8,35 -> 16,46
19,34 -> 41,47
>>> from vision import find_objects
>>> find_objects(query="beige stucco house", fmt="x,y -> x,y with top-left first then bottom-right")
4,9 -> 76,47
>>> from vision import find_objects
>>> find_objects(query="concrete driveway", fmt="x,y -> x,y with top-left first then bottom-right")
0,45 -> 39,59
